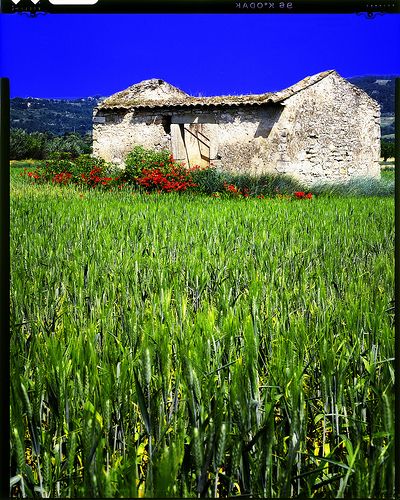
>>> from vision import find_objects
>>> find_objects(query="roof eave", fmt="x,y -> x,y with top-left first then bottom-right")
94,97 -> 284,112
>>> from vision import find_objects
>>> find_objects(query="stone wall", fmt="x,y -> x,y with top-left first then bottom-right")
93,109 -> 173,163
273,71 -> 381,186
93,105 -> 284,173
211,106 -> 283,175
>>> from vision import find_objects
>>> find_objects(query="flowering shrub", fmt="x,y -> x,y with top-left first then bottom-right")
121,145 -> 199,194
271,189 -> 292,201
136,166 -> 196,193
19,154 -> 125,191
17,148 -> 314,200
50,171 -> 73,184
124,146 -> 176,185
79,167 -> 128,190
38,152 -> 107,182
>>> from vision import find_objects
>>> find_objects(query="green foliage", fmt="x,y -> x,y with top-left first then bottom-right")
46,152 -> 108,179
43,132 -> 92,158
123,145 -> 176,185
18,153 -> 123,191
15,148 -> 395,202
10,128 -> 45,160
380,140 -> 395,160
187,163 -> 226,195
245,172 -> 306,197
9,175 -> 395,497
10,159 -> 44,170
10,128 -> 92,161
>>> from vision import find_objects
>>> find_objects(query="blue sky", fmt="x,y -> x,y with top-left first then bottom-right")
0,13 -> 399,99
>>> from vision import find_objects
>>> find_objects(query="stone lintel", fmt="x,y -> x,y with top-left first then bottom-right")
171,114 -> 216,124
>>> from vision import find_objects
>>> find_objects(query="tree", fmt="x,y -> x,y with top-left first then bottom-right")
381,141 -> 395,161
10,129 -> 30,160
10,128 -> 93,160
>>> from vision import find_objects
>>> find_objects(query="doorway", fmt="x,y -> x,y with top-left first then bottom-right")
171,114 -> 216,168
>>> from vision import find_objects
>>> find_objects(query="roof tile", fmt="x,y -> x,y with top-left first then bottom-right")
96,70 -> 337,111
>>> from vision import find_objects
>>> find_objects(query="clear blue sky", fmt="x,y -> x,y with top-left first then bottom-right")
0,13 -> 399,99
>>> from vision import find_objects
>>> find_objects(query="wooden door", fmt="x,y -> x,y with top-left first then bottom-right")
183,123 -> 210,168
171,115 -> 215,168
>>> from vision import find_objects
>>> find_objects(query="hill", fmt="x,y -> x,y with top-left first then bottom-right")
347,74 -> 397,141
10,95 -> 106,136
9,75 -> 397,139
346,74 -> 397,115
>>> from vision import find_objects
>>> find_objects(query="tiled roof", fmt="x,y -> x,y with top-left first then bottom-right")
96,70 -> 337,111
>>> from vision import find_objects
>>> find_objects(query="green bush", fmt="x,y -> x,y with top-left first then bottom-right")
15,144 -> 395,200
43,135 -> 85,158
10,129 -> 44,160
43,152 -> 110,177
124,145 -> 176,185
381,141 -> 395,161
10,128 -> 92,161
20,152 -> 122,190
70,154 -> 112,180
188,164 -> 227,195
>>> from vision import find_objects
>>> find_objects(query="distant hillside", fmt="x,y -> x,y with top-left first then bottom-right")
347,74 -> 397,115
10,75 -> 397,138
10,95 -> 106,136
346,74 -> 398,142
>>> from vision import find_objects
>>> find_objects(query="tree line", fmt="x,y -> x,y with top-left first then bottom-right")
10,129 -> 92,160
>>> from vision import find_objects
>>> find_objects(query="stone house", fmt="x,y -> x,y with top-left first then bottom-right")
93,70 -> 381,186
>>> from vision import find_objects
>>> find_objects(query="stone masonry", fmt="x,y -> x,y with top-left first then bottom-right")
93,71 -> 381,187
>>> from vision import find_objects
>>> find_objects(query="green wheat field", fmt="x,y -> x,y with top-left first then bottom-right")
10,168 -> 395,498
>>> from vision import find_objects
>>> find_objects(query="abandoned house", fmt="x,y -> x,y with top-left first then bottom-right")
93,70 -> 381,186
